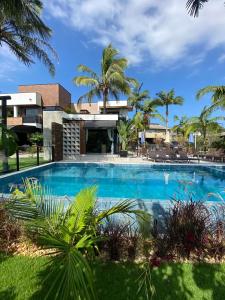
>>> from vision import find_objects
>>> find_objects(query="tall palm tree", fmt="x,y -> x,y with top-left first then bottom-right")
128,83 -> 150,113
186,0 -> 208,17
186,106 -> 225,151
196,85 -> 225,109
74,44 -> 136,113
154,89 -> 184,141
0,0 -> 56,74
142,99 -> 165,126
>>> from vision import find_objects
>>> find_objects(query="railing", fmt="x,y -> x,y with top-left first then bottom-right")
0,145 -> 55,175
22,116 -> 42,124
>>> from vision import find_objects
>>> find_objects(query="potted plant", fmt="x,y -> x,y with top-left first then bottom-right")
117,120 -> 131,157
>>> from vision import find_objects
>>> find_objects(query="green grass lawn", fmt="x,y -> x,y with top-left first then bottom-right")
0,157 -> 46,173
0,254 -> 225,300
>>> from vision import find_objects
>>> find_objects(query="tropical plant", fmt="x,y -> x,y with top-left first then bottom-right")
186,106 -> 225,151
172,115 -> 190,144
128,83 -> 150,113
29,132 -> 43,146
0,0 -> 57,74
154,89 -> 184,141
0,124 -> 17,172
7,180 -> 143,300
142,100 -> 165,126
0,125 -> 17,157
196,85 -> 225,110
117,120 -> 132,151
186,0 -> 209,17
74,44 -> 137,113
154,199 -> 211,259
132,112 -> 146,150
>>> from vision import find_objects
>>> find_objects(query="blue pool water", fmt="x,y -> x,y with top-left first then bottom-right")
1,163 -> 225,201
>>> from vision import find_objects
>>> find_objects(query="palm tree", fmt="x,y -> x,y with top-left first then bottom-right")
117,120 -> 132,151
196,85 -> 225,109
132,112 -> 146,152
74,44 -> 136,113
186,0 -> 209,17
154,89 -> 184,141
173,115 -> 190,137
186,106 -> 225,151
7,180 -> 144,300
0,0 -> 56,74
142,100 -> 165,126
128,83 -> 150,113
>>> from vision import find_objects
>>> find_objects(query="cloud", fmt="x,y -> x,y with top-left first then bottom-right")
218,53 -> 225,63
45,0 -> 225,68
0,45 -> 25,82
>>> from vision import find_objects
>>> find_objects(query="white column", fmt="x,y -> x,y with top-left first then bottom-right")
13,106 -> 18,117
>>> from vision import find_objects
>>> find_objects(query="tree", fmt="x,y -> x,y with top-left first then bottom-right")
186,0 -> 209,17
186,106 -> 225,151
0,0 -> 56,75
128,83 -> 150,113
117,120 -> 132,151
142,100 -> 165,126
172,115 -> 190,145
74,44 -> 137,113
196,85 -> 225,109
172,115 -> 190,137
7,181 -> 144,300
132,112 -> 146,151
29,132 -> 43,146
0,124 -> 17,172
154,89 -> 184,141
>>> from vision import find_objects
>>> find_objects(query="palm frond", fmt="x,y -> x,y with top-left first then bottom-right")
186,0 -> 208,17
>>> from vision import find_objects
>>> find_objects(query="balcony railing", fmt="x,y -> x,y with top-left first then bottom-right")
22,116 -> 42,124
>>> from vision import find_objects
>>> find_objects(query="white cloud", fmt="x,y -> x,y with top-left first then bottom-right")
218,53 -> 225,63
45,0 -> 225,68
0,45 -> 25,82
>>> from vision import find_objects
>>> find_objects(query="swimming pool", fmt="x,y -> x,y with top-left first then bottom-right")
1,163 -> 225,201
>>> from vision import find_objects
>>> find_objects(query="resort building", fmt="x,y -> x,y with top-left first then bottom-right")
1,83 -> 132,159
0,83 -> 71,145
139,123 -> 171,144
44,99 -> 132,160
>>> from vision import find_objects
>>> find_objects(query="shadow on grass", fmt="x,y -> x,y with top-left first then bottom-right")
0,287 -> 16,300
192,263 -> 225,300
28,258 -> 225,300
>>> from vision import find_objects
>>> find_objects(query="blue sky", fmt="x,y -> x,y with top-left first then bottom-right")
1,0 -> 225,126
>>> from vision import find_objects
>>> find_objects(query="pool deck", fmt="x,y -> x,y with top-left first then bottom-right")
63,154 -> 225,165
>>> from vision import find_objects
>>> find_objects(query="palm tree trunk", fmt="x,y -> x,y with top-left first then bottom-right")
1,97 -> 9,172
103,90 -> 107,114
165,104 -> 169,143
203,128 -> 207,152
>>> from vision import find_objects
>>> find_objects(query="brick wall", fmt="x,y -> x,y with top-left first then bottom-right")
18,84 -> 71,110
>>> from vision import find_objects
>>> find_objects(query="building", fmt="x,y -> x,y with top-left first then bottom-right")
44,99 -> 132,160
139,123 -> 171,144
0,84 -> 71,145
0,83 -> 132,159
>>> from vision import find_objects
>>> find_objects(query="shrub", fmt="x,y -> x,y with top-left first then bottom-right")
0,201 -> 21,253
154,199 -> 211,259
99,218 -> 139,261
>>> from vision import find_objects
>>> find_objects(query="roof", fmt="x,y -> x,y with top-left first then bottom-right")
148,123 -> 169,130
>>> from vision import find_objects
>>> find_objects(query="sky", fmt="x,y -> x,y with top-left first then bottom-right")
1,0 -> 225,126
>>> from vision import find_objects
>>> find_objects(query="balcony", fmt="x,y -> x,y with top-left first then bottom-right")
7,116 -> 42,128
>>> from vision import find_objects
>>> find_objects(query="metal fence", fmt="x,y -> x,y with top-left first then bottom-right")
0,145 -> 54,175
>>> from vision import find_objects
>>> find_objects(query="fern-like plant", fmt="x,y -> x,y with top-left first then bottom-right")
7,179 -> 144,300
